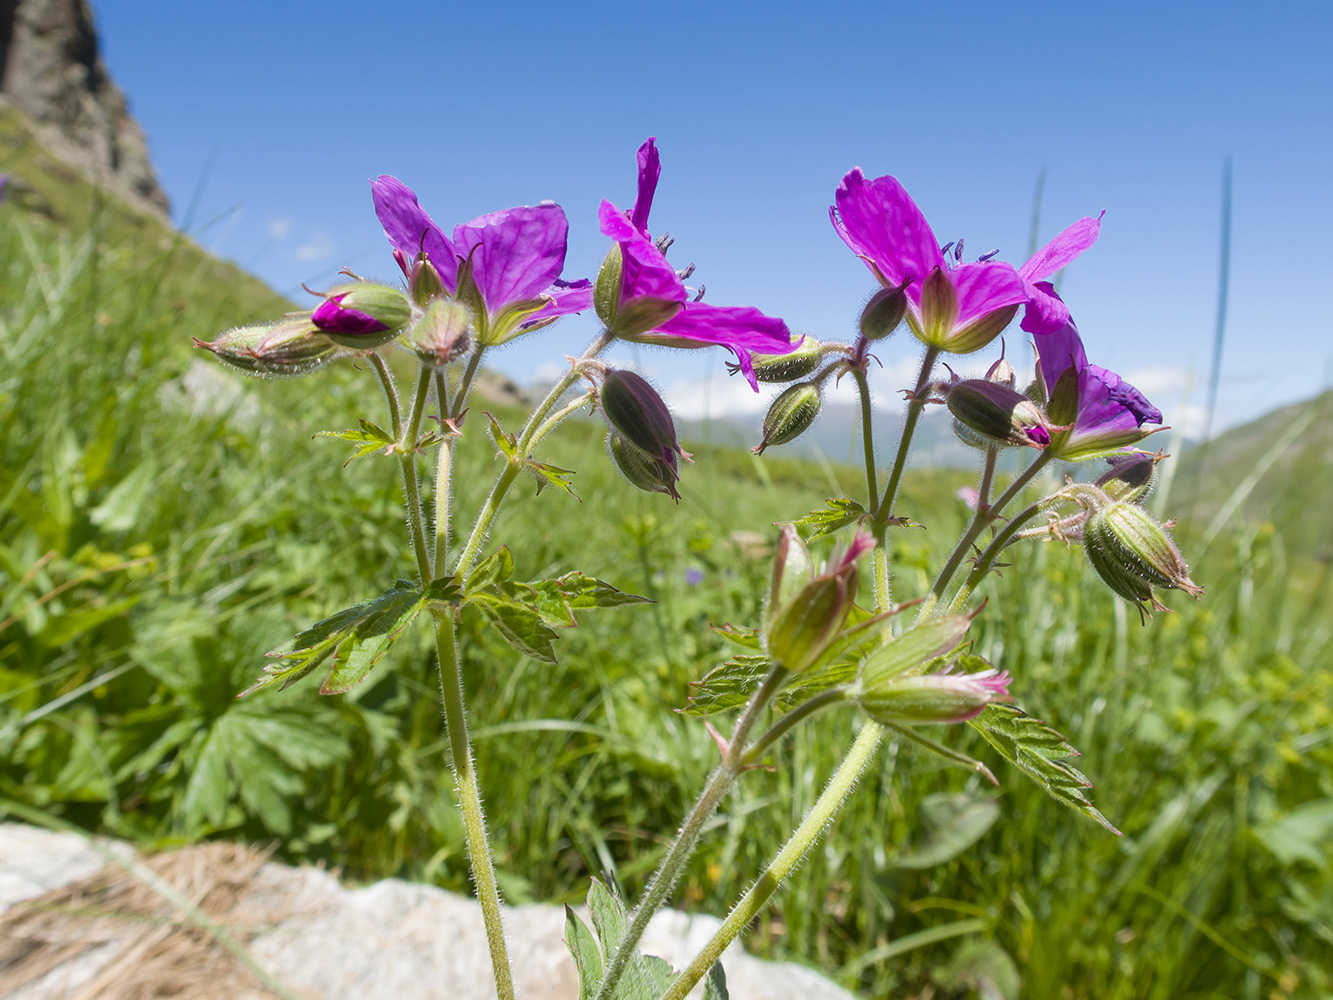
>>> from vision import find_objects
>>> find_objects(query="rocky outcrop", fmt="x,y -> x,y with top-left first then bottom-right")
0,0 -> 169,220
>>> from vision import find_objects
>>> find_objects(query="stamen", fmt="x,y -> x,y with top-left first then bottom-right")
940,240 -> 956,258
954,239 -> 964,262
677,263 -> 696,281
977,248 -> 1000,262
693,284 -> 706,302
655,233 -> 674,254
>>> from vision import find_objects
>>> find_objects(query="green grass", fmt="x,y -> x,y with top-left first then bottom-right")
2,132 -> 1331,999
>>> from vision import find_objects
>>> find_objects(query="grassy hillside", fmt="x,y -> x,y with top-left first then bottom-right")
2,124 -> 1331,998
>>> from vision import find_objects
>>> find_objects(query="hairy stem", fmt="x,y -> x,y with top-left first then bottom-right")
371,354 -> 432,584
660,721 -> 884,1000
853,366 -> 880,515
948,497 -> 1047,614
431,612 -> 514,1000
433,371 -> 453,572
741,687 -> 851,766
875,345 -> 939,528
451,346 -> 486,421
595,665 -> 790,1000
917,450 -> 1054,619
453,330 -> 612,580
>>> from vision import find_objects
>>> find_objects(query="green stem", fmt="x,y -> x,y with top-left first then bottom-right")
595,665 -> 790,1000
434,371 -> 453,573
947,497 -> 1046,614
660,721 -> 885,1000
741,687 -> 850,766
917,450 -> 1053,620
431,612 -> 514,1000
874,345 -> 939,528
852,367 -> 879,515
371,354 -> 432,584
453,330 -> 612,580
452,346 -> 486,420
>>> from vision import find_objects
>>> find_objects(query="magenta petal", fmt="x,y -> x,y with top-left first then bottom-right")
599,200 -> 687,305
1032,316 -> 1089,390
312,295 -> 389,335
631,137 -> 661,235
656,302 -> 793,354
1086,365 -> 1161,426
831,169 -> 943,290
523,278 -> 594,326
370,176 -> 457,291
1020,279 -> 1072,338
1019,213 -> 1104,282
453,203 -> 570,311
949,261 -> 1027,325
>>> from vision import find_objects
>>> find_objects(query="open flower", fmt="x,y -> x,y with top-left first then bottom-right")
369,177 -> 591,345
831,170 -> 1027,353
597,138 -> 794,390
1027,290 -> 1163,460
1018,213 -> 1105,335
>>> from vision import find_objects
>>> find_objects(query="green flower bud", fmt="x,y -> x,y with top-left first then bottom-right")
859,670 -> 1012,726
763,532 -> 873,673
985,356 -> 1017,388
1094,451 -> 1161,504
736,337 -> 825,383
408,299 -> 473,369
767,523 -> 814,629
1083,500 -> 1202,613
312,282 -> 412,349
606,431 -> 680,502
408,253 -> 448,305
859,280 -> 910,340
947,379 -> 1057,450
193,318 -> 337,377
594,245 -> 623,328
755,382 -> 822,455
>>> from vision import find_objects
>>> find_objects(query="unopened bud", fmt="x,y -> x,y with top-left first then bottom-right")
859,670 -> 1012,725
193,318 -> 337,377
948,379 -> 1057,449
408,253 -> 448,304
607,431 -> 680,502
738,338 -> 824,383
763,532 -> 872,673
1083,501 -> 1202,611
311,282 -> 412,348
594,245 -> 623,328
408,299 -> 472,368
600,370 -> 683,465
859,280 -> 910,340
1095,452 -> 1161,504
767,523 -> 814,628
755,382 -> 822,454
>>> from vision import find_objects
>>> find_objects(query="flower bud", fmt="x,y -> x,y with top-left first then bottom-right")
193,318 -> 337,377
311,282 -> 412,348
1083,500 -> 1202,612
594,245 -> 623,328
737,337 -> 824,383
408,299 -> 473,369
600,370 -> 684,466
763,532 -> 873,674
985,356 -> 1017,388
947,379 -> 1057,449
767,523 -> 814,628
755,382 -> 822,455
606,431 -> 680,502
1094,451 -> 1161,504
859,670 -> 1012,726
859,280 -> 910,340
407,253 -> 448,305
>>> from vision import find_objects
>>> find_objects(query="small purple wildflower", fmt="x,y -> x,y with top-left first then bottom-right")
599,138 -> 795,389
685,568 -> 704,586
369,177 -> 591,344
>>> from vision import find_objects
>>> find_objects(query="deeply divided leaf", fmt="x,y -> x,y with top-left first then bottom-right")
527,459 -> 581,500
684,654 -> 769,716
317,419 -> 395,466
470,592 -> 560,663
969,703 -> 1121,835
793,497 -> 866,539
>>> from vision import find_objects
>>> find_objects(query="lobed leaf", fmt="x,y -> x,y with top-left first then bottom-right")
487,412 -> 518,460
684,654 -> 769,716
527,459 -> 581,500
470,591 -> 560,663
711,622 -> 761,650
317,419 -> 395,466
886,791 -> 1001,869
792,497 -> 866,539
969,703 -> 1120,835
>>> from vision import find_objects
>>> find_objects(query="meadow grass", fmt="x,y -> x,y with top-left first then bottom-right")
1,167 -> 1331,999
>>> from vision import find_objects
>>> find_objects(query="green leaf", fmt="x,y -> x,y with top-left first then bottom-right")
792,497 -> 866,539
527,459 -> 581,500
933,940 -> 1021,1000
684,654 -> 769,716
470,591 -> 560,663
488,412 -> 518,460
587,877 -> 627,958
319,586 -> 427,694
89,462 -> 156,533
243,581 -> 423,696
36,597 -> 138,648
467,546 -> 516,593
969,703 -> 1120,835
424,577 -> 462,604
887,792 -> 1001,870
703,962 -> 729,1000
565,906 -> 603,1000
1253,798 -> 1333,867
317,419 -> 395,466
774,657 -> 857,711
710,622 -> 761,650
540,572 -> 652,612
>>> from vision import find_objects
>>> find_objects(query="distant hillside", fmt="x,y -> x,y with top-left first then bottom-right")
1170,390 -> 1333,559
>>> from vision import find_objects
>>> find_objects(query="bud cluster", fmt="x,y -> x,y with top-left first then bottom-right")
598,369 -> 690,502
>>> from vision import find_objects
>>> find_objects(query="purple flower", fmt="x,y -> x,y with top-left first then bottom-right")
1018,213 -> 1105,335
831,170 -> 1028,353
598,138 -> 795,390
685,568 -> 704,586
313,294 -> 387,334
1025,290 -> 1163,459
370,177 -> 591,345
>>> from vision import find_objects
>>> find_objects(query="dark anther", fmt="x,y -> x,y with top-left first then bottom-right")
954,238 -> 965,262
676,263 -> 696,281
939,241 -> 956,258
655,233 -> 674,254
977,248 -> 1000,262
693,284 -> 706,302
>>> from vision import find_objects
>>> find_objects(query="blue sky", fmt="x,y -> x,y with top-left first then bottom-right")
97,1 -> 1332,435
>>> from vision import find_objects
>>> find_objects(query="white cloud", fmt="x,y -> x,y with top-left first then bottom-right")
295,232 -> 336,262
268,217 -> 293,239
